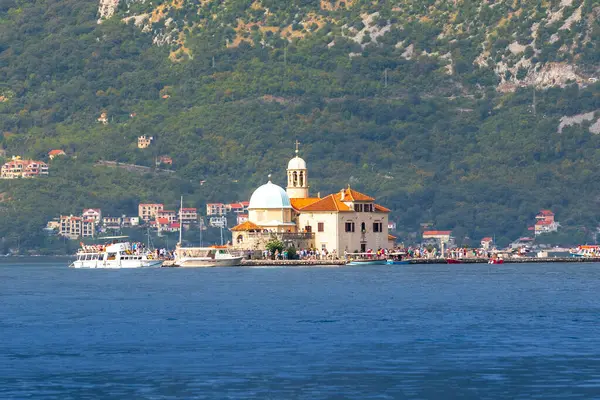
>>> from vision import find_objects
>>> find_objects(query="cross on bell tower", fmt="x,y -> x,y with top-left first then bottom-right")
286,140 -> 309,199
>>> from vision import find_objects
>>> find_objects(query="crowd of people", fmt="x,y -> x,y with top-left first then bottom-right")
248,246 -> 502,261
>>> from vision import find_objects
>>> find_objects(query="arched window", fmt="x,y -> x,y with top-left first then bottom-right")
293,171 -> 298,186
299,171 -> 304,187
237,235 -> 244,244
361,222 -> 366,233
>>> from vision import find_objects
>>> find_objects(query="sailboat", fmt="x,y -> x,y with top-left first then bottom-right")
173,196 -> 243,267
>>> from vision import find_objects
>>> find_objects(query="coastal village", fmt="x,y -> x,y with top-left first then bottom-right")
32,143 -> 582,262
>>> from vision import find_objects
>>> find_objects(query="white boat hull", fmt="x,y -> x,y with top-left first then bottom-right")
176,256 -> 243,267
69,259 -> 164,269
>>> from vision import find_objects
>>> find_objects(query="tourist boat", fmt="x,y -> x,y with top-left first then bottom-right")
570,245 -> 600,258
172,196 -> 242,267
345,252 -> 387,265
386,252 -> 410,265
386,259 -> 411,265
174,245 -> 243,267
69,236 -> 163,269
347,258 -> 387,266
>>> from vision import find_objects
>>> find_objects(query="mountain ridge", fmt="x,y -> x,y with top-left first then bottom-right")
0,0 -> 599,252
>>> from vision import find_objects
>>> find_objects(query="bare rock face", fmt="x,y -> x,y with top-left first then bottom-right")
98,0 -> 120,23
558,111 -> 600,134
527,63 -> 586,89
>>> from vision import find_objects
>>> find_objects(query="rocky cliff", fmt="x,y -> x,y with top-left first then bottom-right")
101,0 -> 599,91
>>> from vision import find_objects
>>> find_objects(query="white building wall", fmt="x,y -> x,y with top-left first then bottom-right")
298,213 -> 339,251
338,212 -> 389,253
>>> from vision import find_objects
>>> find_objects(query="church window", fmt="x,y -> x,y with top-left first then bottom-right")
299,171 -> 304,187
237,235 -> 243,244
318,222 -> 324,232
293,171 -> 298,186
361,222 -> 366,233
345,222 -> 355,232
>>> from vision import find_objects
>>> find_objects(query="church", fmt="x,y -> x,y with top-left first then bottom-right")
230,145 -> 393,254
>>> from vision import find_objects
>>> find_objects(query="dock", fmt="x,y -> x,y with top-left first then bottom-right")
161,257 -> 600,267
406,257 -> 600,264
241,259 -> 346,267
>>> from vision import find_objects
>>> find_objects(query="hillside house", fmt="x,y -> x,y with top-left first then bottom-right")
1,157 -> 49,179
481,237 -> 494,250
82,208 -> 102,224
102,216 -> 122,230
236,214 -> 249,225
138,135 -> 153,149
157,155 -> 173,166
60,215 -> 95,239
97,112 -> 108,124
157,210 -> 178,224
422,230 -> 453,245
48,149 -> 66,159
138,203 -> 164,222
179,208 -> 198,224
534,210 -> 559,236
122,216 -> 140,227
156,218 -> 179,232
206,203 -> 227,216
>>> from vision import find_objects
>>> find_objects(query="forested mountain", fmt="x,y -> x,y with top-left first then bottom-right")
0,0 -> 599,251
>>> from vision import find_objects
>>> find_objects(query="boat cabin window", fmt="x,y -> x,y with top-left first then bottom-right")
107,253 -> 117,261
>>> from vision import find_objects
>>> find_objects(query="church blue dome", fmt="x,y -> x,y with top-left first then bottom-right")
248,179 -> 292,209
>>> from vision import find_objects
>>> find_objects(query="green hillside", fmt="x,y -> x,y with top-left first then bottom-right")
0,0 -> 599,251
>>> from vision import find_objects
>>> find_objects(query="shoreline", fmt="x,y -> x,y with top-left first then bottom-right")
162,256 -> 600,267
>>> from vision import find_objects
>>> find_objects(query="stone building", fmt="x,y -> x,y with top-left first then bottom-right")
230,145 -> 390,253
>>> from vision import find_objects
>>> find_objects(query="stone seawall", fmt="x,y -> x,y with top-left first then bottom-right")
163,257 -> 600,267
408,257 -> 600,264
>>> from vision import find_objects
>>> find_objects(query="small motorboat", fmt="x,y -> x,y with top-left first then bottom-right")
386,251 -> 410,265
347,258 -> 387,266
488,258 -> 504,264
386,259 -> 411,265
446,258 -> 462,264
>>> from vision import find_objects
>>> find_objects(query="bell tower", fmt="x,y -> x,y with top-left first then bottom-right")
286,140 -> 309,199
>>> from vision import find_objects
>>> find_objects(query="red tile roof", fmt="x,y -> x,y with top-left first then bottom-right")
290,197 -> 322,210
335,187 -> 375,202
296,194 -> 353,212
230,221 -> 261,231
374,204 -> 390,213
535,220 -> 553,226
181,208 -> 197,211
423,230 -> 452,236
481,237 -> 493,242
538,210 -> 554,216
48,149 -> 65,156
156,217 -> 169,224
388,234 -> 397,240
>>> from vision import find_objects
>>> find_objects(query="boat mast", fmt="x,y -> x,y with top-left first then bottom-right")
179,195 -> 183,246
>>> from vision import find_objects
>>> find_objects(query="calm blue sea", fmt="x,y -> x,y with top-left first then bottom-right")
1,258 -> 600,399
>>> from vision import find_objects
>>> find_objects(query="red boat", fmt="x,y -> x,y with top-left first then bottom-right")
488,259 -> 504,264
446,258 -> 462,264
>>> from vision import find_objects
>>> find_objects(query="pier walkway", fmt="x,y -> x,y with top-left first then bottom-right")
162,257 -> 600,267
